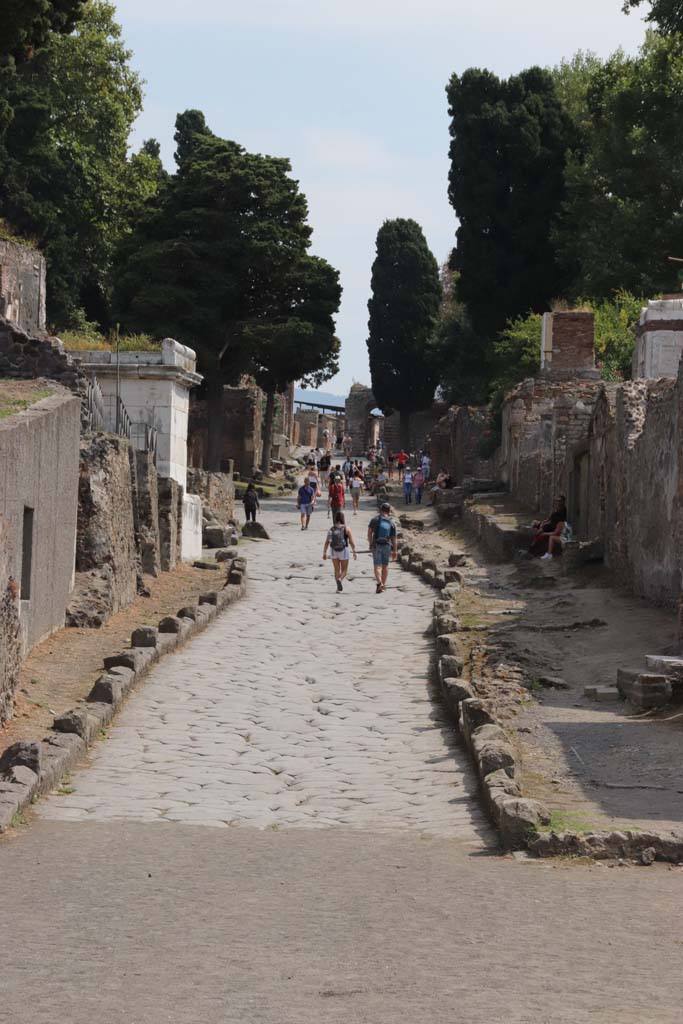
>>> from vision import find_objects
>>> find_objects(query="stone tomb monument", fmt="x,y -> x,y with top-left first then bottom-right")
632,297 -> 683,379
71,339 -> 203,561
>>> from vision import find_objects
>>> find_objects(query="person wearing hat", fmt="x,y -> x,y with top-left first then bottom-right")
367,501 -> 398,594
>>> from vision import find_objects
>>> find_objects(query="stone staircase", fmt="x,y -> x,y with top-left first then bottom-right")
615,655 -> 683,709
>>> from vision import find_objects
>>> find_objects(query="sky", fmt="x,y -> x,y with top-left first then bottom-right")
114,0 -> 647,395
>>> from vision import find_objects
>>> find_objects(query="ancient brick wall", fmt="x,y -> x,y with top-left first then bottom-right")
189,385 -> 263,477
383,403 -> 445,455
345,384 -> 376,452
187,467 -> 235,523
0,516 -> 21,726
0,316 -> 84,395
0,239 -> 46,335
294,410 -> 318,450
541,311 -> 597,374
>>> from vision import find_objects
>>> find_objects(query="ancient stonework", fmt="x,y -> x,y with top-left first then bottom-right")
187,467 -> 235,524
0,239 -> 46,335
188,383 -> 263,477
158,477 -> 183,572
0,316 -> 84,395
0,518 -> 21,726
428,406 -> 498,484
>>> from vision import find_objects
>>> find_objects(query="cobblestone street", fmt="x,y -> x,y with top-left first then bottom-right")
39,493 -> 491,843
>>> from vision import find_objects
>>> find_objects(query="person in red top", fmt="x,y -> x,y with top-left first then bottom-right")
328,474 -> 346,514
396,448 -> 408,481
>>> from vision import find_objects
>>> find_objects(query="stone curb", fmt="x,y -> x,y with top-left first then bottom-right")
400,536 -> 683,863
0,562 -> 248,833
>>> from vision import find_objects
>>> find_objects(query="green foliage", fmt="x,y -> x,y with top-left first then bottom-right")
623,0 -> 683,33
446,66 -> 576,339
554,33 -> 683,300
367,218 -> 442,422
433,267 -> 491,406
0,2 -> 160,328
0,0 -> 85,60
491,312 -> 543,393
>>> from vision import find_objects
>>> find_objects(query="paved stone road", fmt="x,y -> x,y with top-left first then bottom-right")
39,491 -> 491,843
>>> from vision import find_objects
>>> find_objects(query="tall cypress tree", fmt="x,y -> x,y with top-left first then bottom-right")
366,218 -> 441,450
446,67 -> 575,339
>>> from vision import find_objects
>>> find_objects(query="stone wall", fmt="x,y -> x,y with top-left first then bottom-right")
0,390 -> 81,652
633,298 -> 683,379
187,467 -> 235,523
294,410 -> 318,450
158,477 -> 183,572
0,316 -> 83,394
500,377 -> 602,513
383,403 -> 445,455
68,435 -> 139,625
541,311 -> 598,376
428,406 -> 498,483
189,384 -> 263,477
0,516 -> 21,726
345,383 -> 376,452
0,239 -> 46,335
135,449 -> 161,577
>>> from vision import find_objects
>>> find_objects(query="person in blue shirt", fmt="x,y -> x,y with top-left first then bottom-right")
297,478 -> 316,530
367,502 -> 398,593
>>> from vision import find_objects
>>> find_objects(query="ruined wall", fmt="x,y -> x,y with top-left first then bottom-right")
187,467 -> 235,523
188,385 -> 263,477
69,435 -> 139,623
501,378 -> 602,513
0,390 -> 80,652
158,477 -> 183,572
294,410 -> 318,449
383,403 -> 445,454
541,311 -> 598,376
0,240 -> 46,335
0,316 -> 83,393
135,449 -> 161,577
345,384 -> 376,452
429,406 -> 498,483
0,517 -> 21,725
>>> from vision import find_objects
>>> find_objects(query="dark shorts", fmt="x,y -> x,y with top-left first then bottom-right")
373,543 -> 391,567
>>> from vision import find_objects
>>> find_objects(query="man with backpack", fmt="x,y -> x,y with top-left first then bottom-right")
367,501 -> 398,594
322,511 -> 357,592
328,474 -> 346,515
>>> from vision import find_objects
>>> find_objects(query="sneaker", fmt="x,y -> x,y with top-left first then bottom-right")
540,552 -> 552,561
336,579 -> 343,592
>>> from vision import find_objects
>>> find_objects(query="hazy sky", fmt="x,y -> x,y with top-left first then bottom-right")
114,0 -> 647,395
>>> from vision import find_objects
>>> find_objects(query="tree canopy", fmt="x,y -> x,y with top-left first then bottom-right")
115,110 -> 341,468
446,67 -> 575,339
623,0 -> 683,33
366,218 -> 441,446
0,0 -> 85,60
0,1 -> 157,327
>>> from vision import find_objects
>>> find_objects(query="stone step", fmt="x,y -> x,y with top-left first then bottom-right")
616,667 -> 672,709
584,685 -> 621,702
645,655 -> 683,678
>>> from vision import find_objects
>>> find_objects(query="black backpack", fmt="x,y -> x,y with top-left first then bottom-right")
330,526 -> 347,552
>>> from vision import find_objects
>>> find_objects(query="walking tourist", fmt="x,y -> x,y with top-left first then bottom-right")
396,448 -> 408,481
413,467 -> 425,505
328,473 -> 346,515
297,478 -> 316,530
368,501 -> 398,594
243,482 -> 260,522
323,511 -> 357,592
403,467 -> 414,504
350,469 -> 363,514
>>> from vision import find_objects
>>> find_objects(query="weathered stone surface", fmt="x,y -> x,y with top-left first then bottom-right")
0,519 -> 21,726
53,708 -> 91,739
88,674 -> 124,705
159,615 -> 184,634
471,724 -> 516,778
439,654 -> 464,681
448,553 -> 467,567
103,648 -> 156,674
131,626 -> 159,648
177,605 -> 198,621
7,764 -> 38,789
435,614 -> 460,635
158,476 -> 182,572
0,741 -> 41,776
617,668 -> 672,708
241,521 -> 270,540
203,524 -> 231,549
460,699 -> 496,740
228,569 -> 244,585
441,678 -> 475,718
485,768 -> 522,799
135,448 -> 161,577
215,547 -> 240,563
66,566 -> 115,628
193,560 -> 221,571
444,569 -> 462,585
436,633 -> 460,656
493,795 -> 550,848
199,591 -> 219,607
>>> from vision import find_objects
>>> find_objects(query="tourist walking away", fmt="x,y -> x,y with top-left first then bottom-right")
421,452 -> 431,479
403,467 -> 414,504
243,482 -> 260,522
396,448 -> 408,481
323,511 -> 357,592
350,469 -> 363,514
328,474 -> 346,515
413,468 -> 425,505
368,501 -> 398,593
342,455 -> 354,485
387,451 -> 395,480
297,478 -> 316,530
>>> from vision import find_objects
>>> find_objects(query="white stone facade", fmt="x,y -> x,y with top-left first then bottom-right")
69,339 -> 203,561
633,299 -> 683,380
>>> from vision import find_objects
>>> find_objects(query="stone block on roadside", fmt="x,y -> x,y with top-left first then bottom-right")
461,699 -> 497,743
493,794 -> 551,849
472,724 -> 516,778
88,673 -> 124,706
159,615 -> 184,633
444,568 -> 462,585
215,547 -> 240,563
228,569 -> 244,585
131,625 -> 159,648
199,591 -> 219,606
439,654 -> 464,682
7,764 -> 38,790
104,648 -> 157,675
193,560 -> 221,571
177,605 -> 198,621
53,708 -> 91,739
203,524 -> 231,548
0,741 -> 41,777
645,655 -> 683,678
437,633 -> 460,656
448,552 -> 467,567
617,668 -> 672,708
585,686 -> 620,702
441,677 -> 475,719
242,521 -> 270,540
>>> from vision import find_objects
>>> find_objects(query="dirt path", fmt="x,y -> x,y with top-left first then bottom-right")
398,496 -> 683,835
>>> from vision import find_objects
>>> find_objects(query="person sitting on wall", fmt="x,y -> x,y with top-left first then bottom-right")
530,496 -> 568,559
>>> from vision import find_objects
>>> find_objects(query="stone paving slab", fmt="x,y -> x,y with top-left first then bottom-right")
39,494 -> 492,846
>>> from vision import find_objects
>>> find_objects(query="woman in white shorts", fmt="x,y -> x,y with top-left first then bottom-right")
350,470 -> 363,514
322,511 -> 357,592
